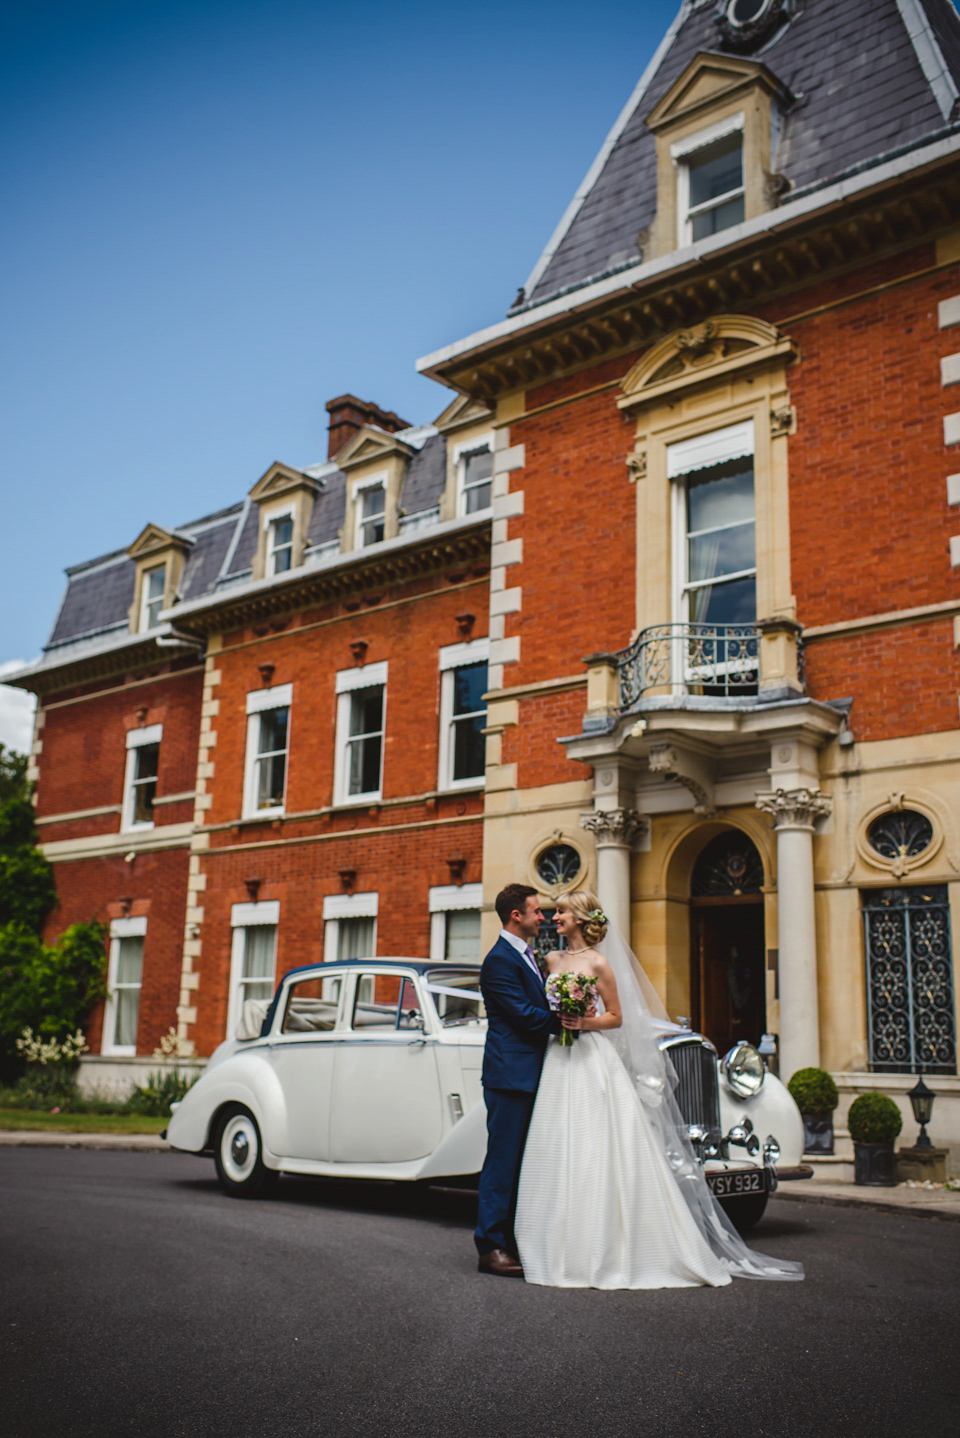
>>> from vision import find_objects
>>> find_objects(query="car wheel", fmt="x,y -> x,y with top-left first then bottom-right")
213,1105 -> 278,1199
719,1190 -> 768,1233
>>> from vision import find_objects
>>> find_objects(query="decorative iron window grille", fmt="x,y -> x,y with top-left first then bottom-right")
535,844 -> 582,888
867,810 -> 933,861
862,886 -> 956,1074
617,623 -> 760,708
691,830 -> 764,896
534,909 -> 565,963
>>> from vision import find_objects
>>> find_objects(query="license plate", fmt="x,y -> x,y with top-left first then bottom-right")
707,1169 -> 764,1197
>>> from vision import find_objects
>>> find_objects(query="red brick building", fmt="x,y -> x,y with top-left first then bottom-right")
9,0 -> 960,1162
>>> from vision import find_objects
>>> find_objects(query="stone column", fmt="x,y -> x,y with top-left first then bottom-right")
755,786 -> 832,1080
579,808 -> 647,939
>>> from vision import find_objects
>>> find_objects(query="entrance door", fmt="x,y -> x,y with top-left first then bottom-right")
691,901 -> 766,1057
689,829 -> 767,1055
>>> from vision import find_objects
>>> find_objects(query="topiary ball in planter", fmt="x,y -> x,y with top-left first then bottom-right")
848,1092 -> 902,1187
788,1067 -> 839,1154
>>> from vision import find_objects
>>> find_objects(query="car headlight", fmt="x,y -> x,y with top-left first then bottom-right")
722,1042 -> 765,1098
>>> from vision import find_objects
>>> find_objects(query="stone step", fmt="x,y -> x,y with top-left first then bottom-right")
805,1153 -> 855,1182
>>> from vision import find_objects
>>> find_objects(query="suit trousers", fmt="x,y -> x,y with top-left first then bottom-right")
474,1086 -> 537,1255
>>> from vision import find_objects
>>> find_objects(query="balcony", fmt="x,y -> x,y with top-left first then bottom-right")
583,618 -> 804,727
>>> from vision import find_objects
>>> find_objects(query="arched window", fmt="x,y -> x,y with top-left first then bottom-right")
691,830 -> 763,897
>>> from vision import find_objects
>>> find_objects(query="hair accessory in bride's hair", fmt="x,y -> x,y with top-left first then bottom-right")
587,907 -> 608,926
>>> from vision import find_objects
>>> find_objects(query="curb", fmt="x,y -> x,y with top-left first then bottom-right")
773,1184 -> 960,1224
0,1131 -> 171,1151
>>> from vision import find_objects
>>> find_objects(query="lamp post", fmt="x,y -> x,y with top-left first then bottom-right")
907,1074 -> 935,1149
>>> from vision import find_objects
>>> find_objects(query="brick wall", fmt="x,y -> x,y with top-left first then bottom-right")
45,848 -> 190,1056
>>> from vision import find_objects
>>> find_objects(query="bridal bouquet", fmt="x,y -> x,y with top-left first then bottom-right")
545,972 -> 598,1047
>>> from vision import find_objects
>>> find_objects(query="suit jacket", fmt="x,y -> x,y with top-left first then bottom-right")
480,934 -> 561,1092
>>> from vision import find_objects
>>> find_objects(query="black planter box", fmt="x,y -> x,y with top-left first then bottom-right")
802,1114 -> 834,1154
853,1141 -> 898,1187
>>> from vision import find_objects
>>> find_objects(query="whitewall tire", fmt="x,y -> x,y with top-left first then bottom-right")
213,1105 -> 278,1198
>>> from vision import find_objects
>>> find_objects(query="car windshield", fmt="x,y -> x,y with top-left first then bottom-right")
424,968 -> 486,1026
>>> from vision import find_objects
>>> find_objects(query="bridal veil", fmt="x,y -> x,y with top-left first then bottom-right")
598,924 -> 804,1282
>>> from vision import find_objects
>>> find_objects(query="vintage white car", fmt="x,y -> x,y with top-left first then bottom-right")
166,958 -> 810,1230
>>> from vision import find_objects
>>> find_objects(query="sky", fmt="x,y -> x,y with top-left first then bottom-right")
0,0 -> 679,751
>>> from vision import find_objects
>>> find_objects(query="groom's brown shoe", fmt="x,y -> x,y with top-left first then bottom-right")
477,1248 -> 523,1277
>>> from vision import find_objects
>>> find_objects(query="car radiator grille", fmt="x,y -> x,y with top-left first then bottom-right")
664,1038 -> 721,1138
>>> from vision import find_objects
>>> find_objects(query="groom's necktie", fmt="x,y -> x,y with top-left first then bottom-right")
523,944 -> 543,983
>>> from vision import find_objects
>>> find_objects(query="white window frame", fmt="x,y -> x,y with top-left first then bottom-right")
122,723 -> 162,832
227,900 -> 280,1039
453,433 -> 494,517
428,883 -> 483,962
323,891 -> 379,963
353,473 -> 388,549
668,420 -> 756,693
262,504 -> 295,576
102,915 -> 147,1056
333,662 -> 387,806
243,683 -> 293,819
437,638 -> 489,792
139,563 -> 166,632
672,111 -> 744,248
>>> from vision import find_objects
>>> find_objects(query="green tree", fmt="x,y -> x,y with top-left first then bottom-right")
0,744 -> 106,1070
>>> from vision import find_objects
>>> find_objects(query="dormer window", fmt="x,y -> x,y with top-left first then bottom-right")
674,115 -> 745,247
140,564 -> 166,631
268,515 -> 294,575
461,447 -> 493,514
358,484 -> 386,547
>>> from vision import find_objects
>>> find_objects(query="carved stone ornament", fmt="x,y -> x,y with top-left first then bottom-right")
648,742 -> 716,816
755,787 -> 832,830
625,450 -> 647,481
675,321 -> 718,354
580,808 -> 648,847
770,404 -> 795,437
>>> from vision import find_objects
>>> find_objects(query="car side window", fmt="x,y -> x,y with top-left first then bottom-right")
281,976 -> 339,1033
350,973 -> 425,1030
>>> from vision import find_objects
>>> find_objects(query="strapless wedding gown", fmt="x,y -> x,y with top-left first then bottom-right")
515,1032 -> 732,1289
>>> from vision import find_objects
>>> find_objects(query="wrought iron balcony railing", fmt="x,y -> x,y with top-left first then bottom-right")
618,623 -> 761,708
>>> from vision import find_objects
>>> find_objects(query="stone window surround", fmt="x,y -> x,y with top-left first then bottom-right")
122,722 -> 163,833
226,899 -> 279,1040
102,914 -> 147,1057
437,638 -> 490,793
428,882 -> 483,962
242,683 -> 292,820
333,661 -> 387,808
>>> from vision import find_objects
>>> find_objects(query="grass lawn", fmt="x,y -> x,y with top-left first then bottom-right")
0,1109 -> 168,1134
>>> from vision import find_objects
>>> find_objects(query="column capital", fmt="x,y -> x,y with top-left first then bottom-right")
580,807 -> 648,848
755,786 -> 832,831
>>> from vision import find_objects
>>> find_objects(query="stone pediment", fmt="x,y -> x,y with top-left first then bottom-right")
248,462 -> 317,504
645,50 -> 790,132
618,314 -> 797,412
433,393 -> 493,434
127,523 -> 191,560
335,425 -> 415,471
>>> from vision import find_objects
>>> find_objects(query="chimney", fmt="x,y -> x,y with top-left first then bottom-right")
325,394 -> 412,461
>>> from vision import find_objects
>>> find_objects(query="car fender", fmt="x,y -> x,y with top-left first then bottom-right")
718,1069 -> 804,1167
416,1096 -> 487,1180
166,1046 -> 288,1159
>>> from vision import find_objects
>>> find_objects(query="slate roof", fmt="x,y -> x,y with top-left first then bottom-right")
401,433 -> 446,515
525,0 -> 960,307
39,429 -> 449,658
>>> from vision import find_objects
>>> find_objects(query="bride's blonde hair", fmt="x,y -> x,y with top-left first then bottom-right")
559,889 -> 609,947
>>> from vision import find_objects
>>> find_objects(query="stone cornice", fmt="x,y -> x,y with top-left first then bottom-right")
418,133 -> 960,403
6,633 -> 200,700
164,516 -> 492,638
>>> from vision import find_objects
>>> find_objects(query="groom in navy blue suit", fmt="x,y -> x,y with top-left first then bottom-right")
474,883 -> 561,1276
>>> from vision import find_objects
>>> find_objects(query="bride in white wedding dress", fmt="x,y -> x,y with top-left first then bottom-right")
514,891 -> 803,1290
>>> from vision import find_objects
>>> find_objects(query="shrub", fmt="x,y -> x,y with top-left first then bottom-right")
125,1070 -> 197,1117
0,921 -> 107,1056
848,1092 -> 903,1145
787,1067 -> 839,1115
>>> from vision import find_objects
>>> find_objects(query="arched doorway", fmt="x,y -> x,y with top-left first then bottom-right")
689,830 -> 766,1055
